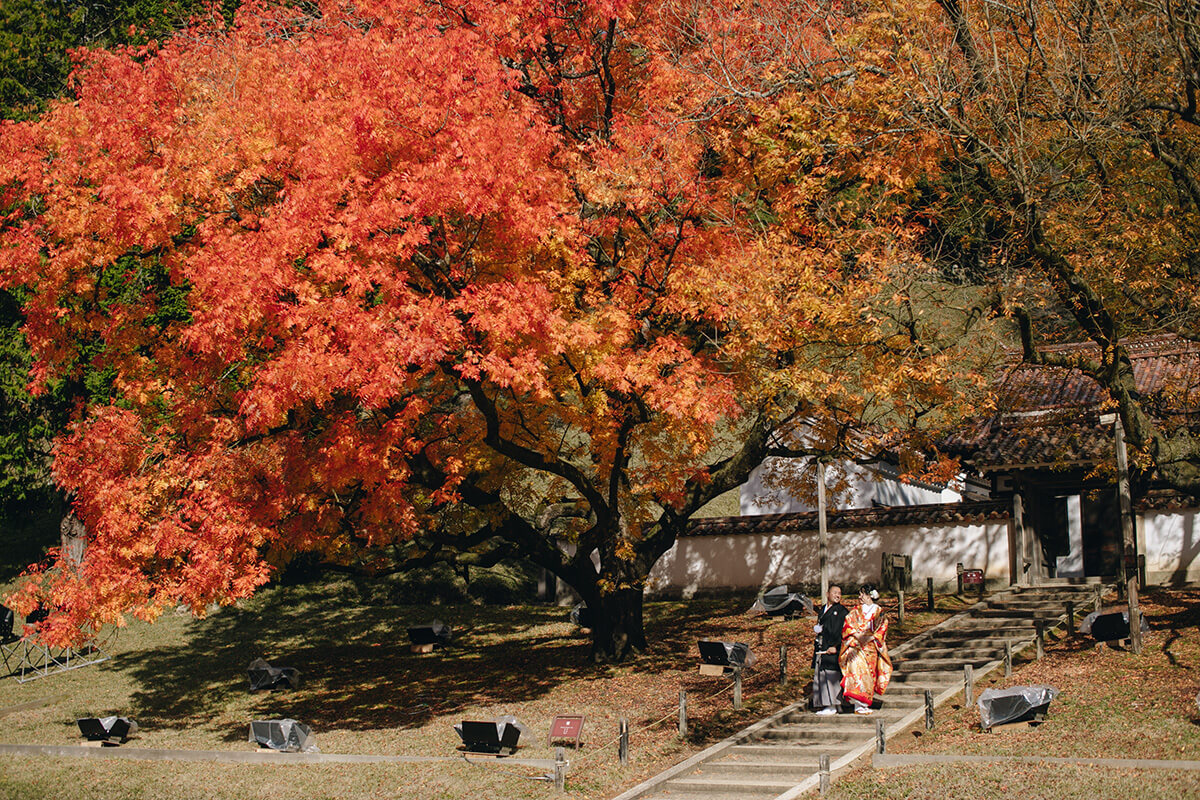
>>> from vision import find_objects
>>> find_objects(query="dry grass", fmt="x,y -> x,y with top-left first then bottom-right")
6,582 -> 1198,800
829,586 -> 1200,799
0,579 -> 952,800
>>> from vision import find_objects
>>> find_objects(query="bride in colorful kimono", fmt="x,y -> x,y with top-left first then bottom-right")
839,584 -> 892,715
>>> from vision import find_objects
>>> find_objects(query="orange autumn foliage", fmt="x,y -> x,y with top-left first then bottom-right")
0,0 -> 993,655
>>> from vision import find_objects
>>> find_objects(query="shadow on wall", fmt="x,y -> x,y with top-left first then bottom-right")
647,523 -> 1010,596
1147,510 -> 1200,585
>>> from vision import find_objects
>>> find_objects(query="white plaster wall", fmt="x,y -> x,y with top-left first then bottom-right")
1056,495 -> 1084,578
647,521 -> 1011,597
1142,509 -> 1200,584
740,458 -> 960,515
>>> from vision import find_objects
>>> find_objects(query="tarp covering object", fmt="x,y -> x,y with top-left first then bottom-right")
247,657 -> 301,691
1079,607 -> 1150,642
977,686 -> 1058,730
248,719 -> 317,752
407,620 -> 453,646
77,716 -> 138,742
454,715 -> 529,754
698,640 -> 756,668
749,585 -> 814,618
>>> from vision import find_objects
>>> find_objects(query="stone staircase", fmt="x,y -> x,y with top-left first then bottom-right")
613,583 -> 1105,800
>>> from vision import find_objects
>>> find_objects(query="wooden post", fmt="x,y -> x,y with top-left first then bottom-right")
819,754 -> 831,796
618,718 -> 629,765
1112,415 -> 1144,654
1066,601 -> 1075,636
957,562 -> 964,595
898,590 -> 905,627
678,690 -> 687,738
1094,583 -> 1103,613
554,747 -> 566,791
1014,492 -> 1029,586
924,689 -> 934,731
733,670 -> 743,710
964,664 -> 974,706
1035,619 -> 1045,660
927,577 -> 934,611
779,644 -> 788,684
1004,639 -> 1013,678
818,460 -> 829,600
875,720 -> 886,754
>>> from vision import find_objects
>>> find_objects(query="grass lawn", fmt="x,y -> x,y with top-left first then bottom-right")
0,579 -> 955,800
1,581 -> 1196,800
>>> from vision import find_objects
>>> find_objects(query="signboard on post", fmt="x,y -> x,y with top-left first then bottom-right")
881,552 -> 912,591
548,715 -> 585,748
962,569 -> 984,587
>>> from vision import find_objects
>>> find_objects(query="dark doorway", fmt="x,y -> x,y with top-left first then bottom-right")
1028,492 -> 1071,578
1081,486 -> 1121,577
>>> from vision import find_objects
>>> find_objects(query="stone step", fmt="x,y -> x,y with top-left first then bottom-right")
755,723 -> 875,742
922,626 -> 1032,639
696,759 -> 820,778
715,751 -> 825,768
917,634 -> 1033,649
896,656 -> 995,672
781,707 -> 914,725
901,645 -> 1006,660
884,680 -> 957,694
946,619 -> 1038,632
987,598 -> 1085,609
728,742 -> 853,758
973,608 -> 1065,620
1006,584 -> 1104,594
664,775 -> 802,796
888,671 -> 964,686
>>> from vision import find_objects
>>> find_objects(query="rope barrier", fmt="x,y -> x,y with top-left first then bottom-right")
567,675 -> 738,767
459,751 -> 554,781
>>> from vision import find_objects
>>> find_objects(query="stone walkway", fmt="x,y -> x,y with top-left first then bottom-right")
609,583 -> 1104,800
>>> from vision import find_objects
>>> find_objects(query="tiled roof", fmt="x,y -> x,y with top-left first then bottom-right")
992,335 -> 1200,413
1137,488 -> 1200,511
943,335 -> 1200,470
686,500 -> 1011,537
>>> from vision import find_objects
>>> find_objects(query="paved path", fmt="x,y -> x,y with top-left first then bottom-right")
0,742 -> 557,769
610,584 -> 1107,800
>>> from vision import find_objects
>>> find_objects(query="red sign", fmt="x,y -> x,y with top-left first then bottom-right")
548,715 -> 585,746
962,569 -> 984,585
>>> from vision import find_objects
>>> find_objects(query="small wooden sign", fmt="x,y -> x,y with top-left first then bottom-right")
548,715 -> 585,748
410,642 -> 435,654
962,568 -> 984,586
698,664 -> 729,676
892,555 -> 907,569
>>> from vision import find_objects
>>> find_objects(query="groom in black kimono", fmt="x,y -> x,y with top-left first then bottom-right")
812,583 -> 848,714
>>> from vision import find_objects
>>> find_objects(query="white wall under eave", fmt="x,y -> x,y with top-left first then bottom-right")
740,458 -> 960,516
1141,509 -> 1200,585
646,521 -> 1012,597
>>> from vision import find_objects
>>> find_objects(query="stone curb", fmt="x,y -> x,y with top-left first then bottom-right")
873,753 -> 1200,770
0,743 -> 556,769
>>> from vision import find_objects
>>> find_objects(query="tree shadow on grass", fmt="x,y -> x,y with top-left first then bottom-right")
110,586 -> 602,737
107,586 -> 767,739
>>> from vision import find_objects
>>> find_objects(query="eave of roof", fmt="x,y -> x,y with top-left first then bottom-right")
685,500 -> 1011,537
944,335 -> 1200,470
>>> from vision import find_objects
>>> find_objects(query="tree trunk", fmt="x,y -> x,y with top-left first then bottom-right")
53,489 -> 86,568
588,587 -> 647,662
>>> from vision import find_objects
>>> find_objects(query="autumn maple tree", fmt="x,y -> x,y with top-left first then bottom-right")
843,0 -> 1200,490
0,0 -> 994,658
